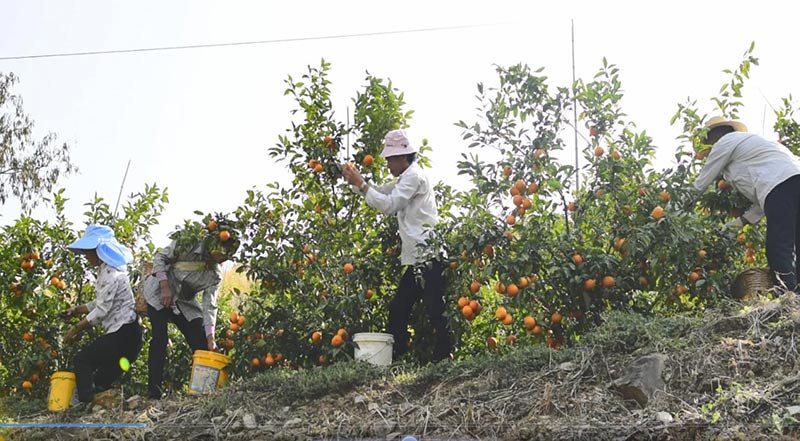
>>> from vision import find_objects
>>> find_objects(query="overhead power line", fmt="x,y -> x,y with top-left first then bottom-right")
0,23 -> 500,61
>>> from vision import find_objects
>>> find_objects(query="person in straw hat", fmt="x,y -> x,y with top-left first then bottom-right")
61,224 -> 143,404
693,116 -> 800,291
341,129 -> 454,363
142,223 -> 240,400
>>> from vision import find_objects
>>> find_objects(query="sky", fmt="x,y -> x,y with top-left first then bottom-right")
1,0 -> 798,247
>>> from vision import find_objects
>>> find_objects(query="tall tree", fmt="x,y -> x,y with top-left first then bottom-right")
0,72 -> 76,210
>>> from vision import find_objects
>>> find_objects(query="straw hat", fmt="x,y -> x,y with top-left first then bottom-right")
703,116 -> 748,133
380,129 -> 418,158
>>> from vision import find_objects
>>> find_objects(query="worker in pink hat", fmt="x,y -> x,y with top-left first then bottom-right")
60,224 -> 143,405
693,116 -> 800,291
341,129 -> 453,362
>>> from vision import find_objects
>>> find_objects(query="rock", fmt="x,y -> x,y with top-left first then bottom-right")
559,361 -> 576,371
231,420 -> 242,432
611,354 -> 666,407
655,411 -> 673,423
283,417 -> 302,428
368,402 -> 380,412
354,394 -> 366,405
786,405 -> 800,417
243,413 -> 257,429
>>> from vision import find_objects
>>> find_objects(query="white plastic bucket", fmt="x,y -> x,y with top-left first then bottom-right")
353,332 -> 394,366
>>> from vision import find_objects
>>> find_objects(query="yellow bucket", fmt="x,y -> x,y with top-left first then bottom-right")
48,371 -> 76,411
188,350 -> 231,394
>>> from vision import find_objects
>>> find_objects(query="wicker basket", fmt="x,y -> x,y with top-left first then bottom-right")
730,268 -> 774,300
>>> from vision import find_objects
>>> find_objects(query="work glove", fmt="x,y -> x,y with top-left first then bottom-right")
720,217 -> 744,239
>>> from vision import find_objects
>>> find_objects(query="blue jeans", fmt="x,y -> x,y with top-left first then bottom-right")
764,174 -> 800,291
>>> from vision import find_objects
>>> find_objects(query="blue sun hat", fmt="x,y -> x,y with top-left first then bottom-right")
67,224 -> 134,269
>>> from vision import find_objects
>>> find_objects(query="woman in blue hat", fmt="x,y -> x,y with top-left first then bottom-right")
61,224 -> 143,404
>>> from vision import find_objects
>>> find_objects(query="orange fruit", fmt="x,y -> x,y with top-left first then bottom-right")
314,163 -> 324,173
495,282 -> 506,294
265,354 -> 275,366
50,277 -> 60,288
337,328 -> 347,338
23,332 -> 33,342
519,276 -> 529,288
658,191 -> 671,203
331,334 -> 344,347
583,278 -> 596,291
237,316 -> 246,326
589,126 -> 599,137
458,296 -> 469,308
622,205 -> 633,216
22,381 -> 32,390
572,254 -> 583,265
324,135 -> 333,145
515,179 -> 525,192
523,316 -> 536,330
510,186 -> 520,197
639,276 -> 649,287
230,312 -> 239,324
484,245 -> 494,257
30,373 -> 39,382
512,194 -> 523,206
343,263 -> 354,274
461,305 -> 474,318
506,283 -> 519,297
568,202 -> 577,212
318,354 -> 328,365
594,146 -> 605,156
517,206 -> 526,216
311,331 -> 322,343
506,335 -> 516,345
229,323 -> 240,332
502,165 -> 513,177
487,336 -> 498,349
365,289 -> 375,300
21,260 -> 33,270
502,314 -> 513,326
611,150 -> 621,161
251,357 -> 261,368
602,275 -> 615,288
535,149 -> 545,158
314,205 -> 322,214
532,325 -> 543,335
219,230 -> 231,242
470,280 -> 481,294
449,261 -> 458,270
363,154 -> 374,167
506,215 -> 516,225
638,188 -> 648,197
207,220 -> 217,231
718,179 -> 730,190
698,249 -> 707,259
58,279 -> 66,290
651,206 -> 664,220
551,312 -> 562,324
689,271 -> 700,283
528,182 -> 539,194
495,307 -> 508,321
469,300 -> 481,314
522,198 -> 532,209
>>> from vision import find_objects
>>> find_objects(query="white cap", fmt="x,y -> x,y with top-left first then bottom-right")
380,129 -> 418,158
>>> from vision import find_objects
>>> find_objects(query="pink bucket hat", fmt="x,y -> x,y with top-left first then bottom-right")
380,129 -> 418,158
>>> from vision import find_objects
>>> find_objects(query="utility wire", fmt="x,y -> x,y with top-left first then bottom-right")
0,23 -> 502,61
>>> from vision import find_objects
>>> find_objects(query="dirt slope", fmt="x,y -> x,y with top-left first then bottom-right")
7,294 -> 800,440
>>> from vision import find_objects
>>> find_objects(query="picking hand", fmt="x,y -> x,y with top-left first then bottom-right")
160,285 -> 174,307
64,326 -> 82,345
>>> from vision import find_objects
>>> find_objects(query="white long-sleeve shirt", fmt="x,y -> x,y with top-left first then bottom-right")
694,132 -> 800,224
86,263 -> 138,334
361,162 -> 440,265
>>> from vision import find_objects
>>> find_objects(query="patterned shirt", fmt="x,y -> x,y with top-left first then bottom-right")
86,263 -> 138,334
143,240 -> 221,336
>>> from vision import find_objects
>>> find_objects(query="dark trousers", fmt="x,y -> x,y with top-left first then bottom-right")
147,304 -> 207,399
74,321 -> 143,403
764,174 -> 800,291
387,259 -> 453,362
